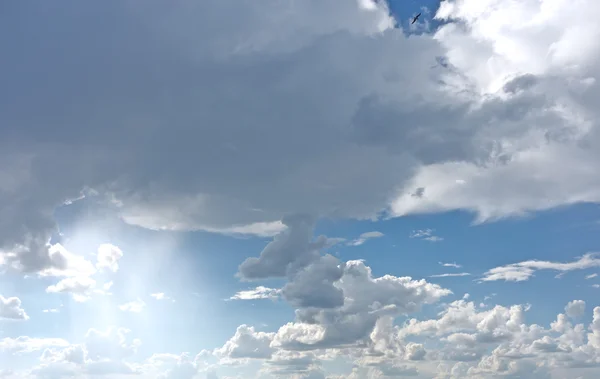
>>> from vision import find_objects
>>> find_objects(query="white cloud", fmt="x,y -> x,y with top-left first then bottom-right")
390,0 -> 600,224
347,231 -> 384,246
439,262 -> 462,268
215,325 -> 275,361
0,295 -> 28,320
96,243 -> 123,272
481,253 -> 600,282
23,327 -> 144,378
0,337 -> 69,353
409,229 -> 444,242
46,276 -> 96,302
586,273 -> 598,279
119,298 -> 146,313
429,272 -> 471,278
150,292 -> 168,300
37,243 -> 96,277
84,327 -> 141,361
229,287 -> 280,301
43,309 -> 59,314
566,300 -> 586,319
200,221 -> 287,238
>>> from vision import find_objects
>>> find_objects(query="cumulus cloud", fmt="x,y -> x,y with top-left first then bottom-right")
24,327 -> 143,378
236,221 -> 451,351
3,0 -> 600,378
2,0 -> 600,267
391,0 -> 600,223
237,215 -> 326,280
0,295 -> 28,320
272,259 -> 451,350
481,253 -> 600,282
85,327 -> 141,361
566,300 -> 586,319
46,276 -> 96,302
215,325 -> 275,361
0,337 -> 69,353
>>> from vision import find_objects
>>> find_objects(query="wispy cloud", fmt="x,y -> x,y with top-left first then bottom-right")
229,286 -> 281,301
410,229 -> 443,242
347,231 -> 384,246
439,262 -> 462,268
585,273 -> 598,279
481,253 -> 600,282
429,272 -> 471,278
151,292 -> 175,302
119,298 -> 146,313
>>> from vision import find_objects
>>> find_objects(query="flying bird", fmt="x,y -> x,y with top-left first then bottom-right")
411,12 -> 421,24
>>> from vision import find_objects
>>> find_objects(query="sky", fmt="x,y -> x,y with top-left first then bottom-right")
1,0 -> 600,378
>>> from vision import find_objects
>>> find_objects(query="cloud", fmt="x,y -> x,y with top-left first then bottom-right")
0,295 -> 28,320
347,231 -> 384,246
24,327 -> 143,378
238,215 -> 326,280
215,325 -> 275,361
281,254 -> 345,309
2,0 -> 600,267
3,1 -> 600,377
119,299 -> 146,313
229,287 -> 281,301
429,272 -> 471,278
390,0 -> 600,223
439,262 -> 462,268
84,327 -> 141,361
586,273 -> 598,279
565,300 -> 586,319
46,276 -> 96,302
151,292 -> 174,302
0,337 -> 69,353
95,243 -> 123,273
409,229 -> 444,242
272,259 -> 451,350
481,253 -> 600,282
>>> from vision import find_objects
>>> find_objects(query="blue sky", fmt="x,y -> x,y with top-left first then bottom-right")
2,0 -> 600,379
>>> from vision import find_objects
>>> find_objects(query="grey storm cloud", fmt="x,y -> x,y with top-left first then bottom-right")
1,0 -> 600,274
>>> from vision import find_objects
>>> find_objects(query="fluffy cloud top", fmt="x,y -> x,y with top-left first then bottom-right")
46,276 -> 96,302
0,295 -> 29,320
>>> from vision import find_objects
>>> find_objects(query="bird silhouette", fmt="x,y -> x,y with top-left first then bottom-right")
411,12 -> 421,24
